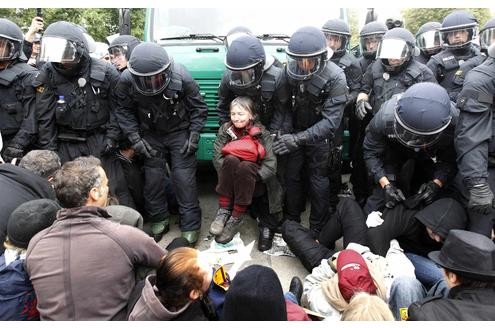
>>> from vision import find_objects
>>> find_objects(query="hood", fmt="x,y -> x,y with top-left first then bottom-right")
414,198 -> 467,238
0,164 -> 55,200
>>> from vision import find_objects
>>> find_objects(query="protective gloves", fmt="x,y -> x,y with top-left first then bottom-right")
2,144 -> 24,163
468,183 -> 495,215
101,137 -> 118,156
355,99 -> 372,120
180,131 -> 200,156
416,181 -> 441,206
129,133 -> 156,159
384,183 -> 406,209
272,131 -> 309,156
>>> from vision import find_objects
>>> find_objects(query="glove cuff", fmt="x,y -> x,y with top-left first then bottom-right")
465,177 -> 488,190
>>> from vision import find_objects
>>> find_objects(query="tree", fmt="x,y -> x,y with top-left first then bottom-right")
0,8 -> 146,43
401,8 -> 492,35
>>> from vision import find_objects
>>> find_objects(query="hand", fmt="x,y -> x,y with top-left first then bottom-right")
383,183 -> 405,209
355,99 -> 372,120
2,145 -> 24,163
468,183 -> 495,215
417,181 -> 441,206
180,131 -> 200,156
129,133 -> 156,159
272,132 -> 308,155
29,16 -> 44,34
101,138 -> 117,155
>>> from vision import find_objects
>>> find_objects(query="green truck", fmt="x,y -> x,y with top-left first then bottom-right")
144,8 -> 350,161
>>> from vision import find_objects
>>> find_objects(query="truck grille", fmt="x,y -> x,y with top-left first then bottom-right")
197,78 -> 220,133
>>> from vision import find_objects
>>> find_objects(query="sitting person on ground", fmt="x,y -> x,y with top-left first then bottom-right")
129,247 -> 217,321
340,292 -> 395,321
282,196 -> 368,272
407,230 -> 495,321
0,199 -> 60,320
302,244 -> 416,320
0,150 -> 61,255
25,156 -> 168,320
222,264 -> 310,321
367,197 -> 468,290
211,96 -> 282,246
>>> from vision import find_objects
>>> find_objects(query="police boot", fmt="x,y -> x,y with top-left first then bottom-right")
215,216 -> 243,244
257,226 -> 274,252
151,218 -> 170,242
181,230 -> 200,246
210,208 -> 231,236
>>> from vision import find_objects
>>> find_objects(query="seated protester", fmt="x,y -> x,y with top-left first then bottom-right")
211,96 -> 282,247
282,197 -> 368,271
367,198 -> 468,289
222,264 -> 310,321
0,199 -> 60,320
0,150 -> 61,255
340,292 -> 395,321
302,244 -> 416,320
25,156 -> 167,320
408,230 -> 495,321
128,247 -> 216,321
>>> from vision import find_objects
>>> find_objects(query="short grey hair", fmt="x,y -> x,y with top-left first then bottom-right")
19,150 -> 61,179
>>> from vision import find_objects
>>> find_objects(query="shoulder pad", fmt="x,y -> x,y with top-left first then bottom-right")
338,54 -> 353,68
405,62 -> 422,78
163,66 -> 183,99
306,65 -> 334,97
381,96 -> 400,136
260,67 -> 278,99
89,58 -> 109,83
0,62 -> 35,86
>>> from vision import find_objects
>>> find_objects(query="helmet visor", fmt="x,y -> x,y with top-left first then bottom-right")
228,67 -> 258,88
359,34 -> 383,56
376,39 -> 410,60
416,30 -> 441,52
440,27 -> 477,48
480,27 -> 495,49
39,37 -> 79,64
0,37 -> 15,61
393,121 -> 443,149
286,55 -> 322,80
323,33 -> 347,51
108,45 -> 127,58
131,70 -> 171,96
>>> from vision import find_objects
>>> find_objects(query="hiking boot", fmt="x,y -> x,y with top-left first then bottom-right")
209,208 -> 231,236
289,276 -> 304,304
257,226 -> 274,252
215,216 -> 243,244
181,230 -> 200,246
151,218 -> 170,242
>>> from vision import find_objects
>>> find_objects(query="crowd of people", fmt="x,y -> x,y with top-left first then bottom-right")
1,8 -> 495,321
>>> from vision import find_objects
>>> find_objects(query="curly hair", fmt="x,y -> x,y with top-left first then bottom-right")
155,247 -> 205,309
52,156 -> 103,208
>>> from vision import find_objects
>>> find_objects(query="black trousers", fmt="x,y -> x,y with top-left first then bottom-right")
57,131 -> 105,164
282,197 -> 368,271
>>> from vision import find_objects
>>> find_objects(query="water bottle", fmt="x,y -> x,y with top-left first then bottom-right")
56,95 -> 66,114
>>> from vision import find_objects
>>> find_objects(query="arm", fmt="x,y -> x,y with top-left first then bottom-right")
258,128 -> 277,181
268,72 -> 292,134
10,71 -> 38,149
212,123 -> 231,174
113,71 -> 140,138
104,64 -> 122,141
362,114 -> 389,184
216,73 -> 235,126
301,258 -> 338,318
33,66 -> 58,150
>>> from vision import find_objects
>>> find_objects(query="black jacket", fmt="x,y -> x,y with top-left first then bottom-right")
408,286 -> 495,320
0,164 -> 56,254
331,52 -> 362,105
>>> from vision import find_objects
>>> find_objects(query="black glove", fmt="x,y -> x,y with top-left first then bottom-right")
417,181 -> 441,206
101,137 -> 118,156
2,144 -> 24,163
355,99 -> 372,120
272,132 -> 308,156
468,183 -> 495,215
180,131 -> 200,156
129,133 -> 156,159
384,183 -> 406,209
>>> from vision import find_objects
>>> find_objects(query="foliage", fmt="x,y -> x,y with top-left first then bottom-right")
401,8 -> 492,35
348,8 -> 360,47
0,8 -> 145,43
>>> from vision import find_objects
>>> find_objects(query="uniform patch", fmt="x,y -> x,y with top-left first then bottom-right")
400,307 -> 408,321
36,85 -> 45,93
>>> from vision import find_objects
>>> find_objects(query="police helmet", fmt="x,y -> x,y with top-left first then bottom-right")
286,26 -> 330,81
321,18 -> 350,57
225,34 -> 265,89
415,22 -> 442,56
376,28 -> 417,73
480,17 -> 495,51
0,18 -> 27,62
359,21 -> 388,59
127,42 -> 172,96
224,26 -> 253,49
394,82 -> 452,149
108,35 -> 141,60
439,10 -> 478,50
39,21 -> 89,65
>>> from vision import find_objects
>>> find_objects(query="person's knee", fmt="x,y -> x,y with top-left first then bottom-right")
390,276 -> 425,299
237,160 -> 258,174
223,155 -> 241,166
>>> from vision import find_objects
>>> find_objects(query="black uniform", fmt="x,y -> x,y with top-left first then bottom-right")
0,62 -> 38,162
363,94 -> 458,213
114,63 -> 207,231
455,55 -> 495,237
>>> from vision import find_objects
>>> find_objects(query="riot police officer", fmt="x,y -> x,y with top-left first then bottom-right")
0,18 -> 38,163
114,42 -> 207,245
273,26 -> 348,235
358,21 -> 388,73
454,43 -> 495,238
322,18 -> 362,211
427,10 -> 480,102
415,22 -> 442,64
34,21 -> 120,164
363,82 -> 458,214
108,35 -> 141,72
